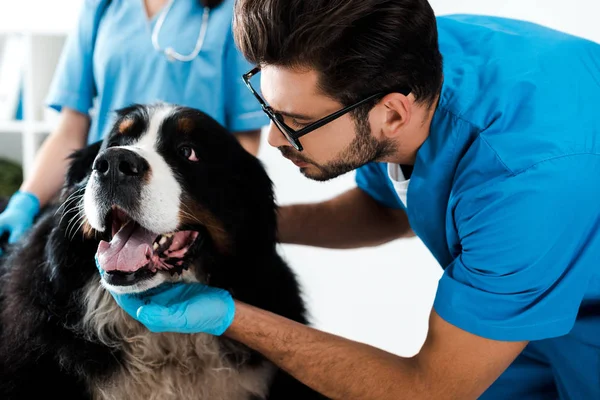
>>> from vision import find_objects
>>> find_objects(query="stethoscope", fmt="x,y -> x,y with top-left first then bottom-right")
151,0 -> 210,62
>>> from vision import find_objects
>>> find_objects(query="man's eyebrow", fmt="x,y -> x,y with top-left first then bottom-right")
273,110 -> 316,121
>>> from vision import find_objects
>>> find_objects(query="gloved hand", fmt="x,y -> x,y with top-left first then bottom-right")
0,191 -> 40,254
114,283 -> 235,336
94,256 -> 235,336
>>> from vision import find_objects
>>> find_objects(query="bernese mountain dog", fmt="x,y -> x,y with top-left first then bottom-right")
0,104 -> 327,400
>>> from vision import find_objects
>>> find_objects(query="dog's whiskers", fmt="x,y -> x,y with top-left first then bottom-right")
66,205 -> 88,241
57,191 -> 86,228
180,204 -> 226,234
56,187 -> 85,216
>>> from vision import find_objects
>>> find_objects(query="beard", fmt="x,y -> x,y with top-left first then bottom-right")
279,113 -> 396,182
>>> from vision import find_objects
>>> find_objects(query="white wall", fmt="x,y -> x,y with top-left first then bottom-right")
431,0 -> 600,43
0,0 -> 81,35
1,0 -> 599,357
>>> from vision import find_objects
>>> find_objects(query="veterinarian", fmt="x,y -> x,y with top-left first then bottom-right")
0,0 -> 267,254
110,0 -> 600,398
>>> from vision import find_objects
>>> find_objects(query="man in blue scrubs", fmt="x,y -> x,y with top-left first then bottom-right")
112,1 -> 600,398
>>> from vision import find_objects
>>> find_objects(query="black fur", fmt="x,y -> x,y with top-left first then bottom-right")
0,105 -> 327,399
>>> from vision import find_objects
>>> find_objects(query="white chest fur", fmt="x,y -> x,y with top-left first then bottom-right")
83,282 -> 275,400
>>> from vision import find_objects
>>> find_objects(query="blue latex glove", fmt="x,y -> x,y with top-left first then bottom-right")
0,191 -> 40,254
95,256 -> 235,336
116,283 -> 235,336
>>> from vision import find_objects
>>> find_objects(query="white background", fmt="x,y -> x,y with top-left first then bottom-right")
0,0 -> 599,357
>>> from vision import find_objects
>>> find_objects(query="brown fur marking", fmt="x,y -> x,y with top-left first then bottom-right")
82,220 -> 95,239
118,118 -> 134,134
177,117 -> 195,134
179,196 -> 230,253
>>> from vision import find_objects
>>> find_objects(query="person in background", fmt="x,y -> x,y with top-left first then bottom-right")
0,0 -> 267,251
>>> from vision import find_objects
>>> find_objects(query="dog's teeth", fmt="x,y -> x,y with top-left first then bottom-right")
159,236 -> 167,245
164,233 -> 173,239
152,242 -> 159,250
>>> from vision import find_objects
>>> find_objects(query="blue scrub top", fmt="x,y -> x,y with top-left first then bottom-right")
357,15 -> 600,344
46,0 -> 268,144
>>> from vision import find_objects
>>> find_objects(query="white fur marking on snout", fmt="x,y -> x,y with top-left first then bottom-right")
84,171 -> 106,232
120,105 -> 182,234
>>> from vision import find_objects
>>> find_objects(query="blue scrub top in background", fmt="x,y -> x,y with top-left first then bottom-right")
357,14 -> 600,398
46,0 -> 268,144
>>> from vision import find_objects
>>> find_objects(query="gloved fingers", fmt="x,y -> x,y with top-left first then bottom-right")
8,225 -> 27,244
141,282 -> 188,307
9,191 -> 40,216
136,303 -> 188,332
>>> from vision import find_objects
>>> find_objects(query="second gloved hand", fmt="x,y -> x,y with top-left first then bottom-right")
0,191 -> 40,254
112,282 -> 236,336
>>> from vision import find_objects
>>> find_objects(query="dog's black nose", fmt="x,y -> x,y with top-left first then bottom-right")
93,148 -> 149,182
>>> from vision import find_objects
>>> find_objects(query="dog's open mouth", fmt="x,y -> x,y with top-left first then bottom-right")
96,207 -> 198,283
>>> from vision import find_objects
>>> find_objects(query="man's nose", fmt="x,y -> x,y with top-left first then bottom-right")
267,122 -> 291,149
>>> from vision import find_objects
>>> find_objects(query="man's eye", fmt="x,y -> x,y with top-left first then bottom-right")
291,119 -> 310,128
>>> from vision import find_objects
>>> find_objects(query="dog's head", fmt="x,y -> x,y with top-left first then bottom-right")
64,104 -> 275,294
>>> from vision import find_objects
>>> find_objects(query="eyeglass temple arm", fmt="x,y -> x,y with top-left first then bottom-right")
292,92 -> 385,139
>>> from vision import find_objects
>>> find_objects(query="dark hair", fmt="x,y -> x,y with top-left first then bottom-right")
234,0 -> 443,108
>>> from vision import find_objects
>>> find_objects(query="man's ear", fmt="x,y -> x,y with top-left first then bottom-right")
64,140 -> 103,188
380,93 -> 411,139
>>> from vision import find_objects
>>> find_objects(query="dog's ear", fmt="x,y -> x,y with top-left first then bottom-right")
64,140 -> 103,188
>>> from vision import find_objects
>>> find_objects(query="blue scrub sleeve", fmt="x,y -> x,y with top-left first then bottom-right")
434,154 -> 600,342
45,0 -> 106,115
223,28 -> 268,133
355,162 -> 404,210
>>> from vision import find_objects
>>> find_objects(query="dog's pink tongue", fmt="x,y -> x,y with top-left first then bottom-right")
97,222 -> 155,272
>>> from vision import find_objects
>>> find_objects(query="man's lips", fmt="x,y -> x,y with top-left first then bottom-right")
279,147 -> 312,168
291,159 -> 310,167
284,155 -> 310,167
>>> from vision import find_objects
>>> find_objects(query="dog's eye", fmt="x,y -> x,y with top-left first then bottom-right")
179,146 -> 199,162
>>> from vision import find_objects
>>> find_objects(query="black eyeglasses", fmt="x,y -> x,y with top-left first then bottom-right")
242,66 -> 411,151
